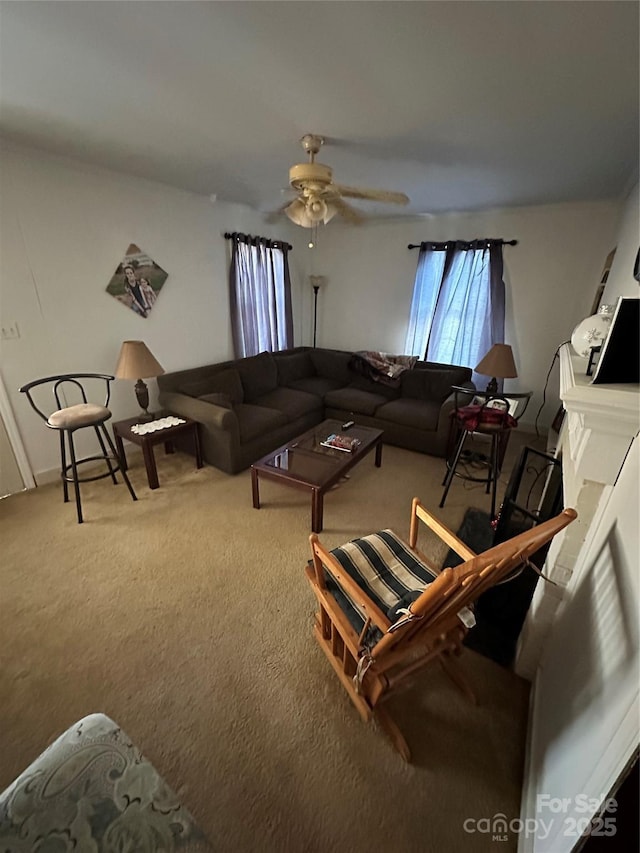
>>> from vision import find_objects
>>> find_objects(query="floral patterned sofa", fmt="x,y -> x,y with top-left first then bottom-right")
0,714 -> 212,851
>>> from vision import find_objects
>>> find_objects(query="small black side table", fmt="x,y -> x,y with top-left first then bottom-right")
112,413 -> 203,490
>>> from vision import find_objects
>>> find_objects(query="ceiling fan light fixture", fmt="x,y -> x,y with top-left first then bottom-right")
323,201 -> 338,224
306,196 -> 328,223
284,198 -> 314,228
284,196 -> 336,228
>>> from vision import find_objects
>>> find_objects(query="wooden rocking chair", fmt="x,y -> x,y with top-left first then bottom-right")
306,498 -> 577,761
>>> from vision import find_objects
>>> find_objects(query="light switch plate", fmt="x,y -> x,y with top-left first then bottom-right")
1,322 -> 20,340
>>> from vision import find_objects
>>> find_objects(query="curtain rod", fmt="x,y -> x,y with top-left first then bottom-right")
408,239 -> 518,250
224,231 -> 292,251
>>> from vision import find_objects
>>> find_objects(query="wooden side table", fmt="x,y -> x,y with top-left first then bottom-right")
112,414 -> 203,490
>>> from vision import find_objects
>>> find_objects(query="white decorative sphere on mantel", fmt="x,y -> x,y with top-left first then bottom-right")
570,305 -> 615,357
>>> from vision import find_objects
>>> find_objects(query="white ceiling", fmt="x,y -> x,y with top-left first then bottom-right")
1,1 -> 638,218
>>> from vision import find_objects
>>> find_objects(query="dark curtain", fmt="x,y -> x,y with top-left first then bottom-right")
228,233 -> 293,358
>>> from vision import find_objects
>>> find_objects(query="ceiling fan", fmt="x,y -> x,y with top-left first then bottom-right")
279,134 -> 409,227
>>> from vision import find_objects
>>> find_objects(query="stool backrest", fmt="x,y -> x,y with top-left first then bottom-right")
19,374 -> 114,422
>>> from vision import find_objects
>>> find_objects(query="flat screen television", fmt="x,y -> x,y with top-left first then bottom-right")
591,297 -> 640,385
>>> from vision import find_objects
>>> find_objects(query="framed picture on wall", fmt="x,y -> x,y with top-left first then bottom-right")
106,244 -> 168,318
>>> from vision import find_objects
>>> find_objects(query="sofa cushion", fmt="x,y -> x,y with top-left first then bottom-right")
253,387 -> 322,420
287,376 -> 344,397
375,398 -> 442,431
324,386 -> 389,416
401,366 -> 471,402
237,352 -> 278,401
182,376 -> 219,399
310,349 -> 352,384
347,375 -> 400,400
183,367 -> 244,403
199,392 -> 233,409
274,351 -> 315,386
234,403 -> 287,443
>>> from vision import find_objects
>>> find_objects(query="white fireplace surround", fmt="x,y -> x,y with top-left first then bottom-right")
516,343 -> 639,853
518,344 -> 639,670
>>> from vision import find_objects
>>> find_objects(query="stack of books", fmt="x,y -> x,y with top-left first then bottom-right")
320,433 -> 361,452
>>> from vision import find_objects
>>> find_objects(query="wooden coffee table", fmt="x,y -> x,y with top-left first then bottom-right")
251,419 -> 383,532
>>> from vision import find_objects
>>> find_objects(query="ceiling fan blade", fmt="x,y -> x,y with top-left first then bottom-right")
333,184 -> 409,205
263,200 -> 295,222
331,196 -> 365,224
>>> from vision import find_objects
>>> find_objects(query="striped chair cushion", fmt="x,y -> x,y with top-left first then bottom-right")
325,529 -> 438,642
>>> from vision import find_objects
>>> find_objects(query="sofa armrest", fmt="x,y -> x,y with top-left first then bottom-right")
438,380 -> 475,420
158,391 -> 237,431
158,390 -> 244,473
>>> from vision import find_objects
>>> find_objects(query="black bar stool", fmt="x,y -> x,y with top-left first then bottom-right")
20,373 -> 137,523
440,386 -> 532,519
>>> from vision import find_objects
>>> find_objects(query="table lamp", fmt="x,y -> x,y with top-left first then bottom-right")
475,343 -> 517,393
115,340 -> 165,421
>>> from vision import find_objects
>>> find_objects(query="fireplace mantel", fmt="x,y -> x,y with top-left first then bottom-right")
559,345 -> 639,492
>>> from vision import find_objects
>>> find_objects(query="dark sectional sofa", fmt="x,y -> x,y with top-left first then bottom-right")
157,347 -> 473,474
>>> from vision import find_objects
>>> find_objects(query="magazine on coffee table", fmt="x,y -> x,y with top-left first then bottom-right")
320,433 -> 362,452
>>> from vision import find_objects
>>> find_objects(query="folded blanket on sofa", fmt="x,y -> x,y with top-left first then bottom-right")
350,351 -> 418,386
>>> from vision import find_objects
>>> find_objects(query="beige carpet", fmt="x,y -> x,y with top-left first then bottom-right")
1,434 -> 537,852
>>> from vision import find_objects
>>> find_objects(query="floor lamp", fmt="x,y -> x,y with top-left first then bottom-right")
310,276 -> 325,348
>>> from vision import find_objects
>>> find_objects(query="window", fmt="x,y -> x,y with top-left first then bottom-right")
404,241 -> 506,384
228,233 -> 293,358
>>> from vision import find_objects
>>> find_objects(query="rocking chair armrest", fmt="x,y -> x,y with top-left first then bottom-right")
410,498 -> 476,562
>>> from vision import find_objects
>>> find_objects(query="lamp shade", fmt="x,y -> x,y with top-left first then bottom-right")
475,344 -> 518,379
114,341 -> 164,380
